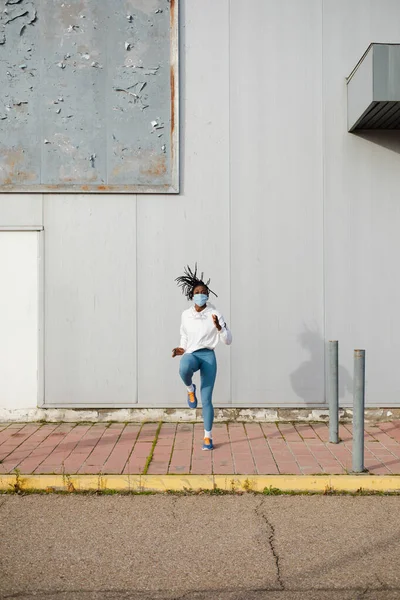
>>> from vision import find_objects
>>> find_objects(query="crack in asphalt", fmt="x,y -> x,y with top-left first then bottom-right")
255,499 -> 284,591
171,496 -> 178,520
375,574 -> 389,590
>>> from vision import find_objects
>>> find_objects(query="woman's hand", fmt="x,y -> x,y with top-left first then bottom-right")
212,314 -> 222,331
172,347 -> 185,358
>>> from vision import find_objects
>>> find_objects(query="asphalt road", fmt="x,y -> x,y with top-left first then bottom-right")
0,494 -> 400,599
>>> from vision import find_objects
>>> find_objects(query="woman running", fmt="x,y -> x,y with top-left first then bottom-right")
172,265 -> 232,450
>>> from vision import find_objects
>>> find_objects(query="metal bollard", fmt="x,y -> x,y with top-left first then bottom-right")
352,349 -> 366,473
328,341 -> 339,444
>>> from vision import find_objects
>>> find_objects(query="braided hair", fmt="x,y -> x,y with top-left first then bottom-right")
175,264 -> 218,301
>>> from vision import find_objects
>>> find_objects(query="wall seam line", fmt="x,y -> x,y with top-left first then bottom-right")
135,194 -> 139,405
321,0 -> 327,405
228,0 -> 232,406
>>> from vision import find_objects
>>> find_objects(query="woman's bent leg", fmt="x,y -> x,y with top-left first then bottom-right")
179,353 -> 200,387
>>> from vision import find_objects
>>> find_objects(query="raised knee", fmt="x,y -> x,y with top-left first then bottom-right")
179,354 -> 190,374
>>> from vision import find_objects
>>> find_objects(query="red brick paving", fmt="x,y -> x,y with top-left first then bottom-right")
1,423 -> 62,474
37,425 -> 92,474
1,421 -> 400,476
266,437 -> 301,474
246,424 -> 279,475
229,423 -> 257,475
78,423 -> 125,474
147,423 -> 175,475
190,423 -> 212,475
14,424 -> 72,474
169,424 -> 193,474
60,424 -> 108,475
0,424 -> 41,463
210,423 -> 233,474
278,423 -> 303,442
123,423 -> 159,475
295,423 -> 320,439
101,424 -> 141,474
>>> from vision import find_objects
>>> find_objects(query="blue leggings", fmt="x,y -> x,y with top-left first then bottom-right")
179,349 -> 217,431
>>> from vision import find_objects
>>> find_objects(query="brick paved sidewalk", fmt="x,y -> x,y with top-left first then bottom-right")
1,421 -> 400,476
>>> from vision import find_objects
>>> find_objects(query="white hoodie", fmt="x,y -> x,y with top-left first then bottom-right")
179,303 -> 232,354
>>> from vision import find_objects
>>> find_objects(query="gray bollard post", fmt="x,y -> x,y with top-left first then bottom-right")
352,349 -> 366,473
328,341 -> 339,444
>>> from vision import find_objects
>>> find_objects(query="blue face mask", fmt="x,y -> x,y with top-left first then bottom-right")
193,293 -> 208,307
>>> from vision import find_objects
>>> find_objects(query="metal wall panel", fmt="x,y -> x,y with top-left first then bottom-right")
230,0 -> 325,406
43,194 -> 137,406
4,0 -> 400,410
136,0 -> 231,406
0,194 -> 42,227
323,0 -> 400,406
374,44 -> 400,101
0,0 -> 178,193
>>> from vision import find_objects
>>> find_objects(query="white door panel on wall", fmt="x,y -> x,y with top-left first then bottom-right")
0,232 -> 39,410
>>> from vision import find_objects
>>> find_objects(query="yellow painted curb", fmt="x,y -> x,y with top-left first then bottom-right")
1,473 -> 400,493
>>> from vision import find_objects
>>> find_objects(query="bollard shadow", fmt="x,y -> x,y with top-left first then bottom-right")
338,361 -> 353,400
290,324 -> 352,403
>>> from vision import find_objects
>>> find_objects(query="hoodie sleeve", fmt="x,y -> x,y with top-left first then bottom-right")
217,314 -> 232,346
179,314 -> 188,351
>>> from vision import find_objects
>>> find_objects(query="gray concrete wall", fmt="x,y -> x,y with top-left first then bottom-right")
1,0 -> 400,411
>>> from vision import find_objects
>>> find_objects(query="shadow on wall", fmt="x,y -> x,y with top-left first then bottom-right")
290,325 -> 352,403
353,130 -> 400,155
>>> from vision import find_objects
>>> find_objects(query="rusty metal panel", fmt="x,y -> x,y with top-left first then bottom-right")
0,0 -> 179,193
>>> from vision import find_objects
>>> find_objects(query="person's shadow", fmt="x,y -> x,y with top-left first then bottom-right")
290,325 -> 352,404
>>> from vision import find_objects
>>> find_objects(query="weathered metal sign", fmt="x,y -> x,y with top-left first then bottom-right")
0,0 -> 179,193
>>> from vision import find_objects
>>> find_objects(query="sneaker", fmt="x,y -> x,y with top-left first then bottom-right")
202,437 -> 214,451
187,383 -> 197,409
